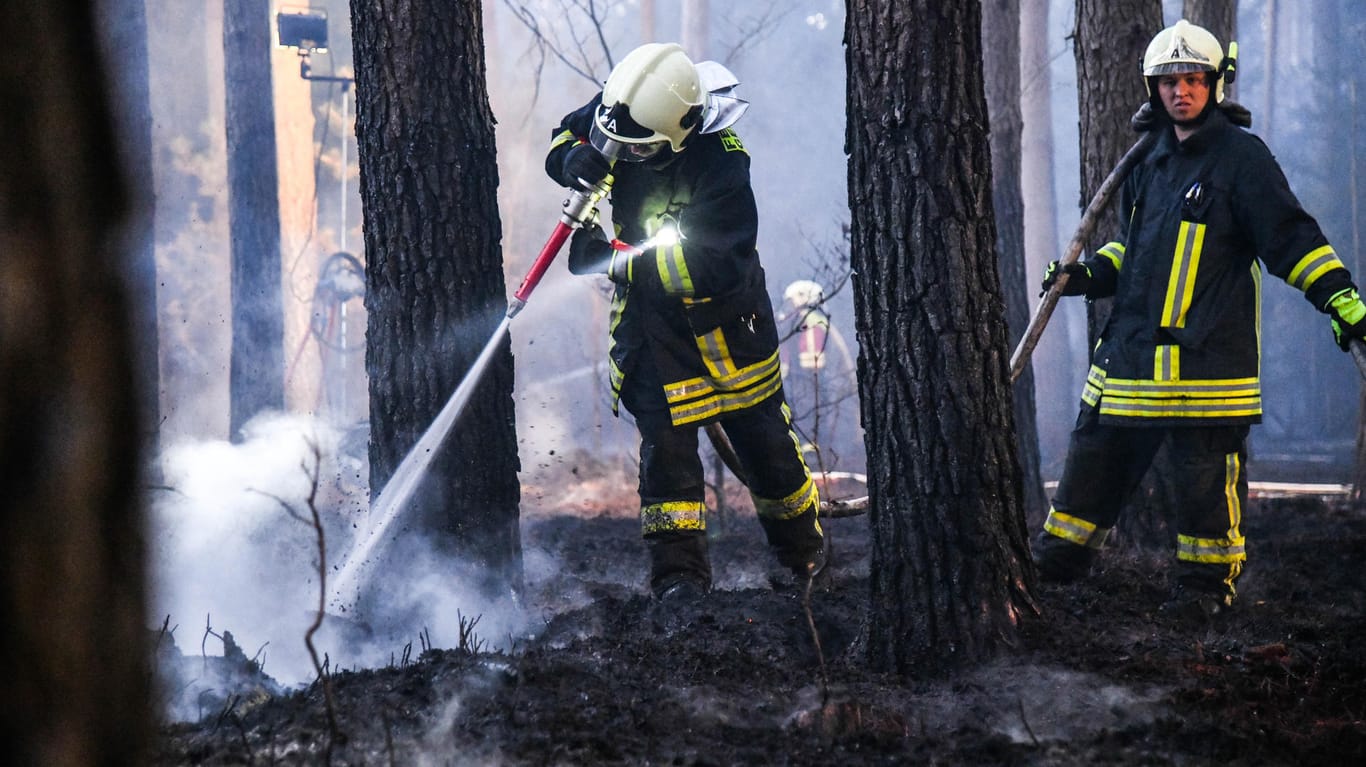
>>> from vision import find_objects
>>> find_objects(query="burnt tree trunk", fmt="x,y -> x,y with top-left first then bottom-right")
224,0 -> 285,439
1074,0 -> 1172,549
0,2 -> 150,764
352,0 -> 523,598
983,0 -> 1049,528
847,0 -> 1037,674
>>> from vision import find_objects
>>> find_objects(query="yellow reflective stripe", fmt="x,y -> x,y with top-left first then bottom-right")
668,368 -> 783,426
1099,398 -> 1261,418
1161,222 -> 1204,328
754,476 -> 819,521
656,242 -> 694,296
1101,377 -> 1259,397
665,351 -> 781,404
1224,451 -> 1243,540
1176,534 -> 1246,563
696,328 -> 738,378
1081,364 -> 1106,407
1154,345 -> 1180,382
1286,245 -> 1344,291
549,129 -> 578,151
1099,377 -> 1260,416
641,501 -> 707,535
1097,241 -> 1125,271
1253,262 -> 1263,365
1043,508 -> 1111,549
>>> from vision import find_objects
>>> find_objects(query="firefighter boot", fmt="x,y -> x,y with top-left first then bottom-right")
1031,530 -> 1097,583
1160,560 -> 1238,625
760,509 -> 829,591
647,531 -> 712,601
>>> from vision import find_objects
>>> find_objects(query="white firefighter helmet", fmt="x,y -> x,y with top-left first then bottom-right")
784,280 -> 826,309
1141,19 -> 1232,103
590,43 -> 705,162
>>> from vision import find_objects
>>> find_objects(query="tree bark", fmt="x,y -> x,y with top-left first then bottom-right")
224,0 -> 285,439
847,0 -> 1037,674
351,0 -> 523,598
0,2 -> 150,764
983,0 -> 1049,528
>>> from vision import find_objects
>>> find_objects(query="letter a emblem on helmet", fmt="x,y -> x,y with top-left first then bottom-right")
1167,35 -> 1210,64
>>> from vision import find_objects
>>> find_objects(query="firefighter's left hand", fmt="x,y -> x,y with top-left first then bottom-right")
1328,288 -> 1366,351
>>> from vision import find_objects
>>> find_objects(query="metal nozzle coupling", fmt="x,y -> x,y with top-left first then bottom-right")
561,179 -> 611,227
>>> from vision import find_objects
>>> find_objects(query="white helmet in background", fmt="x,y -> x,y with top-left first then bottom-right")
590,43 -> 705,162
1141,19 -> 1234,104
784,280 -> 826,309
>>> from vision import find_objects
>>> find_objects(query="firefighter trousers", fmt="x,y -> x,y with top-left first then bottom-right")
1036,407 -> 1249,601
627,393 -> 824,595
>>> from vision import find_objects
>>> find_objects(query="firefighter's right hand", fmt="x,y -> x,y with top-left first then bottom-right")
1327,288 -> 1366,351
1041,261 -> 1092,298
562,144 -> 612,191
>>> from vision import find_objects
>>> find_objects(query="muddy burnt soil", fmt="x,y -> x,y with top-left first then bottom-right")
157,487 -> 1366,765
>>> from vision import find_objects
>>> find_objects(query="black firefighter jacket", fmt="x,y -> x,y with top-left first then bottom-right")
1077,106 -> 1352,426
546,95 -> 783,427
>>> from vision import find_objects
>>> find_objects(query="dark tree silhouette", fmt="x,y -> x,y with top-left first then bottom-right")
846,0 -> 1037,673
224,0 -> 285,439
0,1 -> 150,764
351,0 -> 523,597
97,0 -> 160,458
983,0 -> 1049,527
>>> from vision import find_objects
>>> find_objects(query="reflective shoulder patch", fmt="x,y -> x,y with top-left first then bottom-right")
719,129 -> 747,154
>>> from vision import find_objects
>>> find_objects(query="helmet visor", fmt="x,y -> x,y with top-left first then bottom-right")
1146,61 -> 1214,76
589,119 -> 667,162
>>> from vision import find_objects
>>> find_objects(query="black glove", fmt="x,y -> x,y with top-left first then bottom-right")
568,224 -> 638,283
562,144 -> 612,191
1040,260 -> 1092,297
567,223 -> 613,275
1326,288 -> 1366,351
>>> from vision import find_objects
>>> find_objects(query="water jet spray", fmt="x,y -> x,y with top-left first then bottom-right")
328,173 -> 614,610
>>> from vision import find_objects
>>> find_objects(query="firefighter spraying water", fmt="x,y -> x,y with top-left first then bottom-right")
330,42 -> 835,610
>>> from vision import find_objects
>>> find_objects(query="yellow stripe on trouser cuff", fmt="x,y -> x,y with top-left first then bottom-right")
641,501 -> 707,535
753,476 -> 819,521
1043,508 -> 1111,549
1176,534 -> 1246,563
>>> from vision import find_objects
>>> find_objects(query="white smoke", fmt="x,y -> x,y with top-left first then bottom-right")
150,411 -> 532,693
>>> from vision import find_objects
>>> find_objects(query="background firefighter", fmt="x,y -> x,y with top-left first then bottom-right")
544,43 -> 827,601
1033,19 -> 1366,622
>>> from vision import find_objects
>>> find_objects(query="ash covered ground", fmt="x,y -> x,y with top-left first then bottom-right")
155,459 -> 1366,765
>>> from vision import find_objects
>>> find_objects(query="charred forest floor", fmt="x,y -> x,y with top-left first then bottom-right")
155,475 -> 1366,766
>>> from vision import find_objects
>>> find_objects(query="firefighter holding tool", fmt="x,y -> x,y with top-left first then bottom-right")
1033,20 -> 1366,622
545,43 -> 827,601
